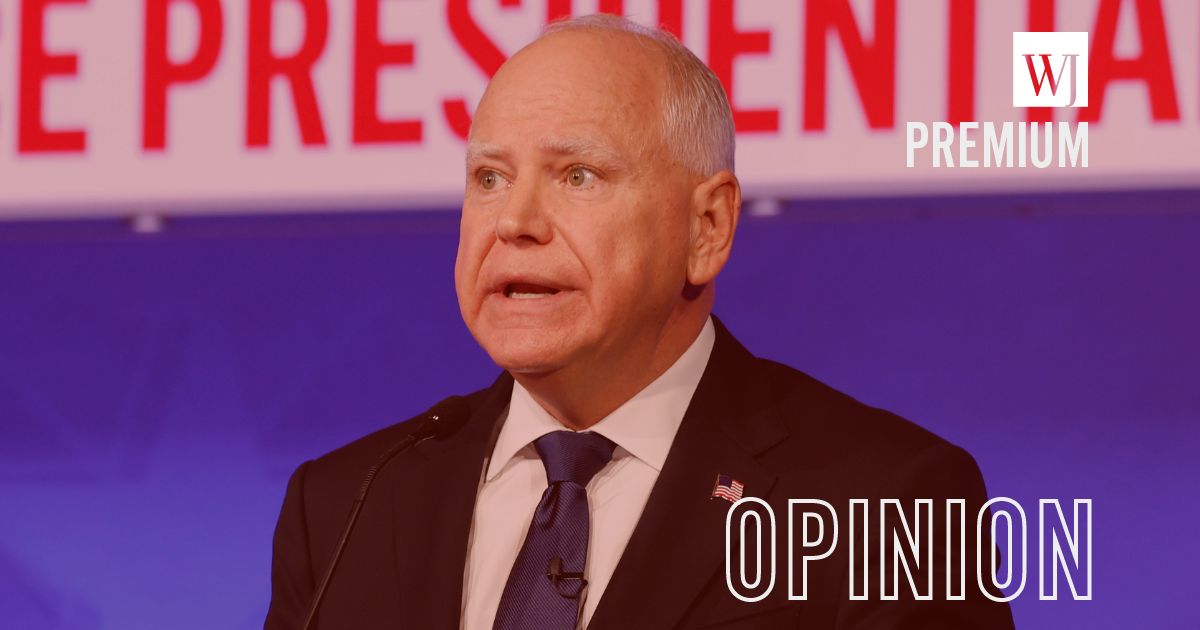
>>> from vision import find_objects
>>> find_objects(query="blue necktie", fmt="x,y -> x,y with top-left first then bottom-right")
492,430 -> 617,630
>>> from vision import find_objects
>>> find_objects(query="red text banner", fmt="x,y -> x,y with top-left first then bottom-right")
0,0 -> 1196,219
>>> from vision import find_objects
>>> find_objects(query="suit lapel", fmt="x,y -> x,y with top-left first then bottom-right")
588,317 -> 789,630
391,371 -> 513,630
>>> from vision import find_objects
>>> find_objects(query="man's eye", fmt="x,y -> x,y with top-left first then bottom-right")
478,170 -> 506,190
566,166 -> 596,188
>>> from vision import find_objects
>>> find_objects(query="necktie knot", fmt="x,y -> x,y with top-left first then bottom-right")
534,430 -> 616,486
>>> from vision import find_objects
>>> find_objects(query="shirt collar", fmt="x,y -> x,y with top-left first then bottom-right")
485,316 -> 716,481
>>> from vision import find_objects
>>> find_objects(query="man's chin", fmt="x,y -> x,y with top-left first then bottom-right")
482,341 -> 570,376
491,353 -> 566,376
472,321 -> 594,376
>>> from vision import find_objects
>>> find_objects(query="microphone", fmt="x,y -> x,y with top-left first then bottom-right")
301,396 -> 470,630
546,556 -> 588,599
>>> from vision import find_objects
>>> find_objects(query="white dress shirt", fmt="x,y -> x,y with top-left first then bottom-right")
460,317 -> 716,630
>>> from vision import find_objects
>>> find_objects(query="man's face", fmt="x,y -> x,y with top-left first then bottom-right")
455,30 -> 697,376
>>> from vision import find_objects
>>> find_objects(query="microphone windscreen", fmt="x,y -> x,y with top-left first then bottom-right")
426,395 -> 471,440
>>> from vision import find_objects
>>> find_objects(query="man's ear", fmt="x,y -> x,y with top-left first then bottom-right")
687,170 -> 741,286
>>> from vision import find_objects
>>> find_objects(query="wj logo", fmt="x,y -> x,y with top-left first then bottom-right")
1012,32 -> 1089,108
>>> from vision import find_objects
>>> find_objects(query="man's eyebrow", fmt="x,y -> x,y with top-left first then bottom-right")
464,142 -> 507,165
536,137 -> 625,165
464,138 -> 627,168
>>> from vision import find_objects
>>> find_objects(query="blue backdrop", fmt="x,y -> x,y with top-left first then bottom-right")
2,188 -> 1197,629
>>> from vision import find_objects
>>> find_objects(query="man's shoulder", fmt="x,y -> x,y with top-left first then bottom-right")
748,355 -> 974,477
297,384 -> 496,495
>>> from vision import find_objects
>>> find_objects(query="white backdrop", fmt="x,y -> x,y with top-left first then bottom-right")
0,0 -> 1196,219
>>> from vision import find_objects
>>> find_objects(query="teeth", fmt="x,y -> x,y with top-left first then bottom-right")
510,292 -> 553,299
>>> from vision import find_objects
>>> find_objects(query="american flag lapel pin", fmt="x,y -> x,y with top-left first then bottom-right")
710,473 -> 745,503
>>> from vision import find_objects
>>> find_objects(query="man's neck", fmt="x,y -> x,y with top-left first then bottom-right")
511,311 -> 710,430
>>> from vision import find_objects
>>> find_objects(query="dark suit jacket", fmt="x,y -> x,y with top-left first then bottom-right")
265,317 -> 1014,629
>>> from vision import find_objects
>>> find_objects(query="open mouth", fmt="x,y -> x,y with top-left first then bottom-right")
503,282 -> 562,299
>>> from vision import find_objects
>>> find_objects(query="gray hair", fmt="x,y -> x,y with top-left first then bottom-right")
540,14 -> 735,176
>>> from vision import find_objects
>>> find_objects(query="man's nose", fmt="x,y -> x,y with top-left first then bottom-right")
495,179 -> 552,245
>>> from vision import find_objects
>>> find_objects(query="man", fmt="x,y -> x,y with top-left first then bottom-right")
266,14 -> 1014,630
